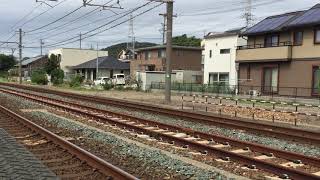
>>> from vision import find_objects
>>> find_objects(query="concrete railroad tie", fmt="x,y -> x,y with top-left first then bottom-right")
0,128 -> 58,180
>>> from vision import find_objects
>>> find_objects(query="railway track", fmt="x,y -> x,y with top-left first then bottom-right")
0,104 -> 137,180
1,87 -> 320,180
1,82 -> 319,144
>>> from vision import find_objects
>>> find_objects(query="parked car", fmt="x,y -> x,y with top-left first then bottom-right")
94,77 -> 110,85
112,74 -> 126,85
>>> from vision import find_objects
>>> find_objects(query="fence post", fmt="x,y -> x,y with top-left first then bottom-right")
193,95 -> 195,111
181,94 -> 184,110
294,87 -> 298,101
205,96 -> 208,112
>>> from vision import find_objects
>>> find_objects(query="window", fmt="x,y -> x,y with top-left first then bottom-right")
315,28 -> 320,44
144,51 -> 151,60
209,50 -> 212,58
208,72 -> 229,85
158,50 -> 166,58
293,31 -> 303,45
265,34 -> 279,47
312,66 -> 320,95
220,49 -> 230,54
209,73 -> 218,84
219,73 -> 229,84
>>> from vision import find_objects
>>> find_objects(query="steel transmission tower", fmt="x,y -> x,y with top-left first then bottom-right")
243,0 -> 254,29
128,13 -> 135,58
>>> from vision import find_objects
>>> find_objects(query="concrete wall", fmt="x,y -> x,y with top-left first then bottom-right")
136,70 -> 202,91
49,48 -> 108,75
203,35 -> 246,86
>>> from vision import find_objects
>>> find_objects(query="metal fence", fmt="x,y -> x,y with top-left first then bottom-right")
150,82 -> 320,99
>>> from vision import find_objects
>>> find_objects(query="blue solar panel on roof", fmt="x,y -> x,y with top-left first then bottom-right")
286,8 -> 320,27
245,14 -> 295,34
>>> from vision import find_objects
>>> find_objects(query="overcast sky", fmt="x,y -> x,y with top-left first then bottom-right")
0,0 -> 319,57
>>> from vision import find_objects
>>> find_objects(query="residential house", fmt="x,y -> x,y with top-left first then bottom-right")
72,56 -> 130,81
237,4 -> 320,97
202,28 -> 246,86
130,45 -> 203,78
14,55 -> 48,78
118,49 -> 135,61
48,48 -> 108,78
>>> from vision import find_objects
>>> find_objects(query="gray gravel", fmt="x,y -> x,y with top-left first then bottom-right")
29,111 -> 226,180
1,86 -> 320,157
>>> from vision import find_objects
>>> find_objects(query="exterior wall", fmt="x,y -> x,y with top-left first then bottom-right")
136,72 -> 177,91
136,70 -> 202,90
49,48 -> 109,75
203,35 -> 246,86
23,57 -> 48,77
131,48 -> 202,77
238,60 -> 320,96
292,29 -> 320,59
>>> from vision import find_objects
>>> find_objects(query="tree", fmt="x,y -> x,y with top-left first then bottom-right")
0,54 -> 16,71
31,70 -> 48,85
51,69 -> 64,85
172,34 -> 201,47
45,54 -> 60,75
45,54 -> 64,85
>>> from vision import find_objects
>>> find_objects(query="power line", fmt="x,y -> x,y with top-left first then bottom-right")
10,3 -> 43,30
27,0 -> 115,36
18,0 -> 69,28
43,2 -> 157,48
179,0 -> 286,17
25,0 -> 94,33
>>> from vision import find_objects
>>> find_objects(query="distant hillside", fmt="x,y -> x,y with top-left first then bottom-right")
102,42 -> 158,58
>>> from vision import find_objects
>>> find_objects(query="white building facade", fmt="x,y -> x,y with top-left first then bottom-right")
202,29 -> 247,86
48,48 -> 108,77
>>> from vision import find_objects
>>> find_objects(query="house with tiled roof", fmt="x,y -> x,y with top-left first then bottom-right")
236,4 -> 320,97
72,56 -> 130,81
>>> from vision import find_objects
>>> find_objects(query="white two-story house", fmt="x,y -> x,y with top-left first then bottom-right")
202,28 -> 247,86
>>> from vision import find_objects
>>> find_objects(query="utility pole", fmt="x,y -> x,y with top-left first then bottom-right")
80,33 -> 82,49
40,39 -> 44,56
19,28 -> 23,84
96,43 -> 99,79
165,0 -> 173,103
159,13 -> 177,45
148,0 -> 174,103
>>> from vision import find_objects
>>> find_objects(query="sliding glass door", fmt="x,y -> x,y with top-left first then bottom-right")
263,67 -> 278,93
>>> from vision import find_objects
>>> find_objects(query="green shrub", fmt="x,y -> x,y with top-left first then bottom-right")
31,70 -> 48,85
69,75 -> 84,88
114,85 -> 126,91
102,82 -> 114,90
51,69 -> 64,85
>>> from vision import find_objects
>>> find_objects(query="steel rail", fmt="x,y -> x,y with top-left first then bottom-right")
0,82 -> 319,145
1,88 -> 320,180
0,104 -> 137,180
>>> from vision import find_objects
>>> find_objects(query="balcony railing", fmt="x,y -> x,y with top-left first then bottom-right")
237,41 -> 292,50
236,41 -> 293,62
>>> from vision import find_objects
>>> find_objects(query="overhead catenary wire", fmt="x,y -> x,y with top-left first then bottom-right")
43,1 -> 157,48
25,0 -> 94,33
10,3 -> 43,30
27,0 -> 115,36
18,0 -> 69,28
179,0 -> 286,17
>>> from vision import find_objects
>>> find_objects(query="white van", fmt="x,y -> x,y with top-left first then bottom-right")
112,74 -> 126,85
